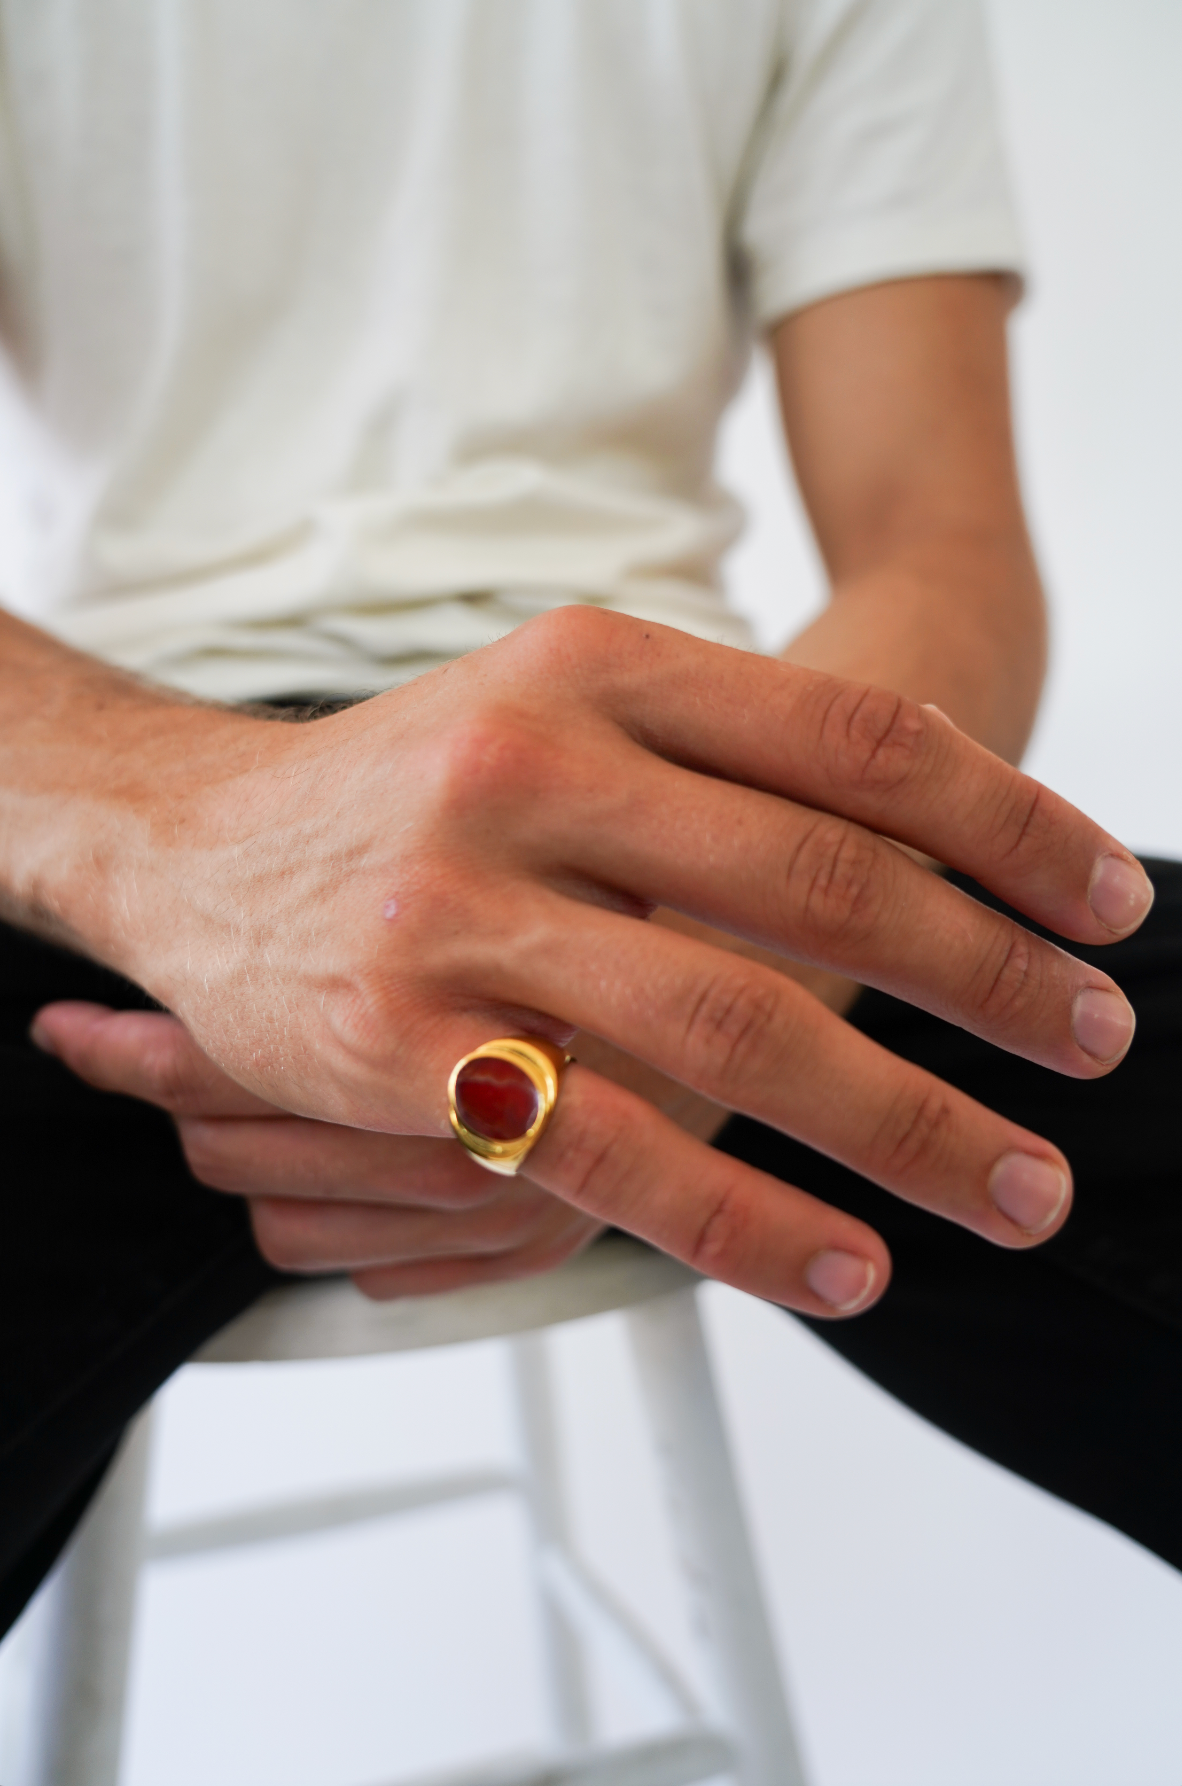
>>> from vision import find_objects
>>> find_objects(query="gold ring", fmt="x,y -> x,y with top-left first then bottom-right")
448,1037 -> 571,1176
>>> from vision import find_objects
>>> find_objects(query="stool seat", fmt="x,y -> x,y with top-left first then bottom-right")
195,1234 -> 699,1363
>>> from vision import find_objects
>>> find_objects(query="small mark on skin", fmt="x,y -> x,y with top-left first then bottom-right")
382,897 -> 399,921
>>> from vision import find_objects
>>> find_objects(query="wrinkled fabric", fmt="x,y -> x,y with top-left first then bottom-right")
0,0 -> 1021,700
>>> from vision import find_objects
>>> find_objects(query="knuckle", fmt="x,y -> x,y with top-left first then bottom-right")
973,925 -> 1041,1027
325,978 -> 390,1060
431,709 -> 543,819
687,1186 -> 744,1279
871,1084 -> 957,1183
784,817 -> 888,951
500,605 -> 645,716
989,776 -> 1049,863
179,1122 -> 231,1190
249,1200 -> 310,1271
142,1030 -> 199,1112
816,682 -> 928,795
537,1110 -> 638,1219
510,601 -> 629,674
326,976 -> 430,1070
681,968 -> 785,1100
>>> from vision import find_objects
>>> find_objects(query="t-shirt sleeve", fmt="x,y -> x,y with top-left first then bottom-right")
734,0 -> 1025,326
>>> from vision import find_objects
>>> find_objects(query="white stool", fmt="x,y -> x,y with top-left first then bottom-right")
11,1236 -> 808,1786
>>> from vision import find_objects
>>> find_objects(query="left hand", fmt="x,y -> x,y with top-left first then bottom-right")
30,1000 -> 604,1300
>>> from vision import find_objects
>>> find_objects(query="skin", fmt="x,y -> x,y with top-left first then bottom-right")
20,276 -> 1152,1311
578,272 -> 1049,1137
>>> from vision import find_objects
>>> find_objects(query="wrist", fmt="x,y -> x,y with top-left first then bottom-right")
0,645 -> 271,983
780,553 -> 1045,767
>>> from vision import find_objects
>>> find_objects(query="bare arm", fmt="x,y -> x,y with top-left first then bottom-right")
20,278 -> 1148,1310
775,273 -> 1043,760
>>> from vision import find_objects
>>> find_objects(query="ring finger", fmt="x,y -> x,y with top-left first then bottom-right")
448,895 -> 1075,1250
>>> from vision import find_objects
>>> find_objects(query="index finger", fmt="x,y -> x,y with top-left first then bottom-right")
523,1063 -> 894,1317
536,612 -> 1153,945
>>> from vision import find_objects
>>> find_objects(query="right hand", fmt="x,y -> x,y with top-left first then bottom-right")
64,607 -> 1150,1316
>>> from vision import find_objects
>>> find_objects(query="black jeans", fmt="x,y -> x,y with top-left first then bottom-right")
2,864 -> 1180,1638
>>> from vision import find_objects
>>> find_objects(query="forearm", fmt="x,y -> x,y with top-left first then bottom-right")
780,528 -> 1046,767
773,273 -> 1045,767
0,607 -> 254,971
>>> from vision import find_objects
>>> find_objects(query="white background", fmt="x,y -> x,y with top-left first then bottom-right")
3,3 -> 1181,1782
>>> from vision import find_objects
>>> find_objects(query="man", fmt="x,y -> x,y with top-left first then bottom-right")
1,0 -> 1176,1635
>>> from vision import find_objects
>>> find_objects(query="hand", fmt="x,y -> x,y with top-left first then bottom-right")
23,608 -> 1153,1317
573,908 -> 864,1143
30,920 -> 856,1293
30,1002 -> 604,1300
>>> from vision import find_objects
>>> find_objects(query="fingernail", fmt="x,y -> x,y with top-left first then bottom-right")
806,1250 -> 876,1311
27,1020 -> 56,1056
1089,855 -> 1154,934
1072,987 -> 1136,1063
989,1152 -> 1069,1234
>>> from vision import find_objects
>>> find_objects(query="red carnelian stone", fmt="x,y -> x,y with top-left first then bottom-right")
455,1056 -> 540,1142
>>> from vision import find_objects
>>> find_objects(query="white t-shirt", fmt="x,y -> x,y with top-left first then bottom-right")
0,0 -> 1023,703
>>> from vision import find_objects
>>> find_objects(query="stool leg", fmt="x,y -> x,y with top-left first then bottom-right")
626,1288 -> 809,1786
15,1406 -> 155,1786
510,1333 -> 593,1751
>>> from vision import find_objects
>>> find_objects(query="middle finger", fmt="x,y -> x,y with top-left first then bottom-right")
527,749 -> 1134,1078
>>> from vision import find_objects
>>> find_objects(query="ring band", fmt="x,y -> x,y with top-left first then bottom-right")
448,1037 -> 571,1176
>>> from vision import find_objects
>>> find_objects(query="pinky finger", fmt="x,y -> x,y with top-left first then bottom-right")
523,1066 -> 891,1317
